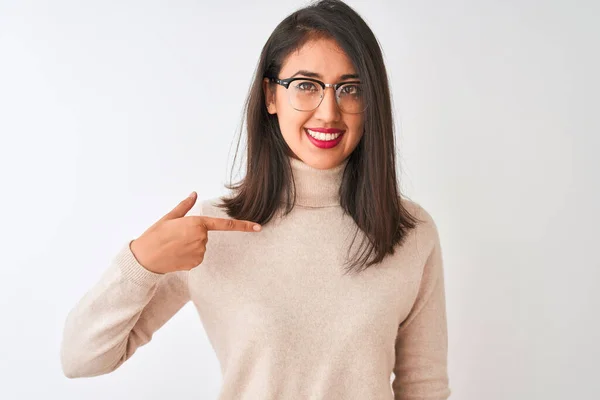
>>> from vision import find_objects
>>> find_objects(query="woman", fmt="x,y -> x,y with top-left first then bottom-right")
60,0 -> 451,399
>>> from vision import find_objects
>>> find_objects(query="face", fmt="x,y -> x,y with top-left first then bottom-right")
263,37 -> 365,170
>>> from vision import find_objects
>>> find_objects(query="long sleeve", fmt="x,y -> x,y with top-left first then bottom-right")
60,240 -> 191,378
392,217 -> 451,399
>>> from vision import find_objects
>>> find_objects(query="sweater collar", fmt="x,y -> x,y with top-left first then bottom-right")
286,156 -> 348,208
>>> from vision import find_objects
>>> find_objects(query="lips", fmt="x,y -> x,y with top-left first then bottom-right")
304,128 -> 345,149
306,127 -> 345,134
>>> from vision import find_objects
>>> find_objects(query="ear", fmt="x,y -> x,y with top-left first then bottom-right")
262,78 -> 277,114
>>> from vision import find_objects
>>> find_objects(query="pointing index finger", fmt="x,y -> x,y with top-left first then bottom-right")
200,216 -> 262,232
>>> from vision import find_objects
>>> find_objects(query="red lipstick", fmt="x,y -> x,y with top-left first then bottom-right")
304,128 -> 345,149
305,127 -> 345,134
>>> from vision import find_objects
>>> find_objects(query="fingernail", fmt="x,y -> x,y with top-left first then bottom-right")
188,192 -> 195,198
253,224 -> 261,231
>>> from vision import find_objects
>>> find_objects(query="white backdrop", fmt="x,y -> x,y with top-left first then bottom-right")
0,0 -> 598,399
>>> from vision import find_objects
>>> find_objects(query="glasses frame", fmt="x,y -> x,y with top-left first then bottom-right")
266,76 -> 367,114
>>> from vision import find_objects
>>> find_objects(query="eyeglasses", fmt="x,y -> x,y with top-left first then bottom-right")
266,76 -> 367,114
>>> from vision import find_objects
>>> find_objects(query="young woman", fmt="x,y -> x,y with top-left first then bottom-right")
61,1 -> 451,399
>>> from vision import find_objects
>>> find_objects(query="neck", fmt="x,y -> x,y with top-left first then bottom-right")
284,156 -> 349,208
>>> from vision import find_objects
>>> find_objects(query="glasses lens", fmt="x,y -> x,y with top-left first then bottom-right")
289,80 -> 323,111
337,83 -> 366,114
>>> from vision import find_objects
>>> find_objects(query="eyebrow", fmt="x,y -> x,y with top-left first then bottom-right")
290,70 -> 360,81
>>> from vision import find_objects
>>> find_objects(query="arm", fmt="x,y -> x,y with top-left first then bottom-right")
392,215 -> 451,399
60,241 -> 191,378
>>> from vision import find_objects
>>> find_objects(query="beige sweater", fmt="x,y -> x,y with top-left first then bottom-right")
60,156 -> 451,399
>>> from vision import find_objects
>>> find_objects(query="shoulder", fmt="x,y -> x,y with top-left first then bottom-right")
399,196 -> 441,255
401,197 -> 437,228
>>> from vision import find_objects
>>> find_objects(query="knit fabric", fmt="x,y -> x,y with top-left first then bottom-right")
61,156 -> 451,399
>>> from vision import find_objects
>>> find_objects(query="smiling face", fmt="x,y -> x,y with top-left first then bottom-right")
263,37 -> 365,170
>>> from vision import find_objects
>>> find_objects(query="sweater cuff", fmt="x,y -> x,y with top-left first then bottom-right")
113,240 -> 165,288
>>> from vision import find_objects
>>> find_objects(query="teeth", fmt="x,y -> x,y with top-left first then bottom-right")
306,129 -> 342,141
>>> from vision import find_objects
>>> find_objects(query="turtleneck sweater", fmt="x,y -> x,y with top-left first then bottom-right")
60,156 -> 451,400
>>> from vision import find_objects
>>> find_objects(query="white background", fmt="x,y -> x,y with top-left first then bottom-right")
1,0 -> 598,399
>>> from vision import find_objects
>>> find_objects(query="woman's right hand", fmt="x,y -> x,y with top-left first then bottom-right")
129,191 -> 262,274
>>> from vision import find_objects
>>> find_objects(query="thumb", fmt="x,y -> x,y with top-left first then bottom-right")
162,191 -> 197,221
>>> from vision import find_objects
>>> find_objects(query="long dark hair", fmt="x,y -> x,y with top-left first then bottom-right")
217,0 -> 422,274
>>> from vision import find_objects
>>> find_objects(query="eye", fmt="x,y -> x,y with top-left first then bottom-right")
340,84 -> 361,95
295,81 -> 319,92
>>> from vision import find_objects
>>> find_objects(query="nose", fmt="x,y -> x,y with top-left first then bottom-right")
314,86 -> 341,122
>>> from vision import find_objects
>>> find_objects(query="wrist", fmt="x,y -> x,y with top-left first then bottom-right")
129,239 -> 163,275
